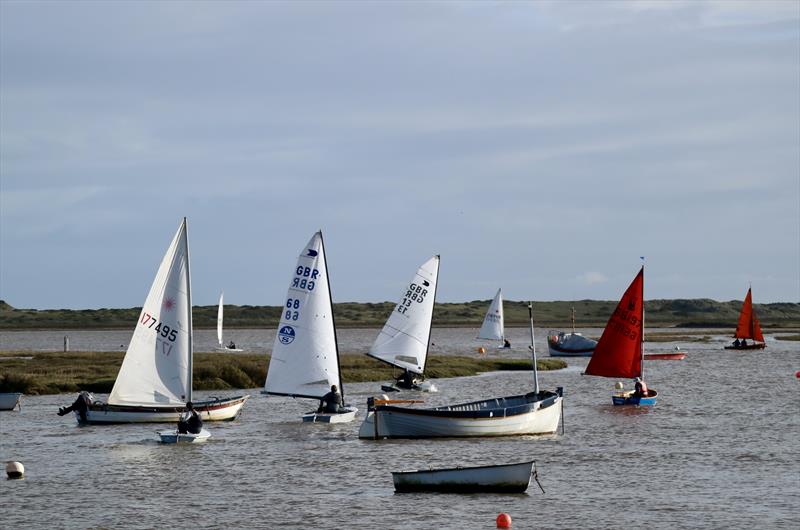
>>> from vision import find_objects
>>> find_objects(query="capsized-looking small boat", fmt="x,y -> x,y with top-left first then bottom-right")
584,266 -> 657,406
392,460 -> 542,493
724,287 -> 766,350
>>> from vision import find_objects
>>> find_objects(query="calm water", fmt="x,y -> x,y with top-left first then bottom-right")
1,329 -> 798,529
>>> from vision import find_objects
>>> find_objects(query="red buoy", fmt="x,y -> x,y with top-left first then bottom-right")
795,370 -> 800,379
496,513 -> 512,528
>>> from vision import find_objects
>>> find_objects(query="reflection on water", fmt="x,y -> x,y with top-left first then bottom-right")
0,330 -> 798,528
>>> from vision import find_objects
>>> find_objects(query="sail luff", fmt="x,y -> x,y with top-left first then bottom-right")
217,291 -> 224,347
419,255 -> 440,374
319,230 -> 345,403
184,218 -> 193,404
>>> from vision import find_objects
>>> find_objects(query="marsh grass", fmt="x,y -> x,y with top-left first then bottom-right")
0,351 -> 566,395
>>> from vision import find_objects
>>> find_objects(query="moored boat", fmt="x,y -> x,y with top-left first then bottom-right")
359,303 -> 563,439
0,392 -> 22,411
547,308 -> 596,357
392,460 -> 539,493
724,287 -> 766,350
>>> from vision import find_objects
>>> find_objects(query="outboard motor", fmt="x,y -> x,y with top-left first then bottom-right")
58,391 -> 93,422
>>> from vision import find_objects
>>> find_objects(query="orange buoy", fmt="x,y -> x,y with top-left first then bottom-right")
478,347 -> 486,354
496,513 -> 512,528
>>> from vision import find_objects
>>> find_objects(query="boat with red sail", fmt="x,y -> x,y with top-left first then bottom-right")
584,266 -> 657,406
724,287 -> 766,350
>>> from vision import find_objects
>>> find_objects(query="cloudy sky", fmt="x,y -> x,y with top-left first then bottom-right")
1,0 -> 798,309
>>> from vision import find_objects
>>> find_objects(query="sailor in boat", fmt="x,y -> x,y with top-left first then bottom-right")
317,385 -> 343,414
57,391 -> 94,422
740,339 -> 748,347
632,377 -> 649,398
177,402 -> 203,434
395,370 -> 420,390
503,339 -> 511,349
227,340 -> 236,350
733,338 -> 741,348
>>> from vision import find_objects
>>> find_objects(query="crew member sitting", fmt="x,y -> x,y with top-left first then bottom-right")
733,338 -> 741,347
503,339 -> 511,348
178,402 -> 203,434
633,377 -> 648,398
228,340 -> 236,349
396,369 -> 419,389
318,384 -> 343,413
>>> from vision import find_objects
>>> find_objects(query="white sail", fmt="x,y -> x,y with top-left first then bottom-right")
109,218 -> 193,407
264,231 -> 341,399
368,255 -> 440,375
477,288 -> 504,341
217,291 -> 224,347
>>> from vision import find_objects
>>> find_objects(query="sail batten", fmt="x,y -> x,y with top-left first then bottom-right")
264,232 -> 341,399
109,218 -> 192,407
584,267 -> 644,380
477,289 -> 504,342
368,256 -> 440,375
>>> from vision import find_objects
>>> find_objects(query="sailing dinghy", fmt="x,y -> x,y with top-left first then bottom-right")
158,428 -> 211,444
477,289 -> 508,349
724,287 -> 766,350
584,266 -> 657,406
359,302 -> 563,439
368,256 -> 440,393
263,231 -> 357,423
58,219 -> 249,424
216,291 -> 243,351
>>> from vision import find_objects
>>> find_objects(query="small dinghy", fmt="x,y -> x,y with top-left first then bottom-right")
158,428 -> 211,444
392,460 -> 543,494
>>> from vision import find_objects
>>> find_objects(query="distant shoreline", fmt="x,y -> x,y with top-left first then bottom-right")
2,298 -> 798,331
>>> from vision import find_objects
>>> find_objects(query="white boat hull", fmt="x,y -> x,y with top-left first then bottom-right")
0,393 -> 22,411
393,460 -> 534,493
158,428 -> 211,444
359,390 -> 562,439
216,347 -> 244,352
302,406 -> 358,423
77,395 -> 249,424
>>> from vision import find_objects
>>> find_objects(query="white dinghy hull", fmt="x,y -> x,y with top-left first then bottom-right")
0,392 -> 22,411
359,390 -> 562,439
393,460 -> 534,493
77,395 -> 249,424
158,428 -> 211,444
302,406 -> 358,423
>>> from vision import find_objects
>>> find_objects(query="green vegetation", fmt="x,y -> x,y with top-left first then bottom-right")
2,298 -> 798,330
775,334 -> 800,341
0,351 -> 566,395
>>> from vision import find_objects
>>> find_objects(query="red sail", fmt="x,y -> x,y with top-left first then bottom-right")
585,267 -> 644,379
734,288 -> 765,342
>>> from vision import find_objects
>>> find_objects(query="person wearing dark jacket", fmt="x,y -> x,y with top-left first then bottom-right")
178,402 -> 203,434
318,385 -> 343,413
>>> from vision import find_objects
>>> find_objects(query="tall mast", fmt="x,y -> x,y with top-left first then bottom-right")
319,230 -> 345,403
184,217 -> 193,404
640,258 -> 645,382
528,302 -> 540,395
419,255 -> 440,375
571,306 -> 576,334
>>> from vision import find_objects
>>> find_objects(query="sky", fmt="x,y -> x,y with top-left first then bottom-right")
1,0 -> 799,310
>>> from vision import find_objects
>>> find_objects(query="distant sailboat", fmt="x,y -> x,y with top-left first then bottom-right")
263,231 -> 357,423
216,292 -> 243,351
58,218 -> 249,424
367,256 -> 440,392
584,266 -> 657,406
724,287 -> 766,350
477,289 -> 508,349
